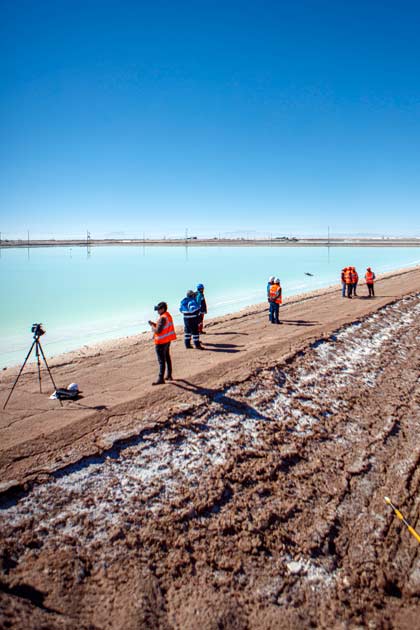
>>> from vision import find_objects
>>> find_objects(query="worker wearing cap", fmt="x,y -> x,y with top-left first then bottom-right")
268,277 -> 282,324
179,290 -> 202,349
344,266 -> 353,298
267,276 -> 275,320
365,267 -> 376,297
148,302 -> 176,385
196,283 -> 207,334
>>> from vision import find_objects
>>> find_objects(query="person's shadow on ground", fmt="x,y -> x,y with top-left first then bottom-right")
170,378 -> 270,421
202,342 -> 242,353
281,319 -> 317,326
357,295 -> 382,300
206,331 -> 249,336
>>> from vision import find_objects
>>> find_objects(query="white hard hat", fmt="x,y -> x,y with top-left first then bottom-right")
67,383 -> 79,391
268,276 -> 275,282
275,277 -> 280,284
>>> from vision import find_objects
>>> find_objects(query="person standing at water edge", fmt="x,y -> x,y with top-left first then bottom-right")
268,277 -> 282,324
344,267 -> 353,298
365,267 -> 376,297
180,290 -> 202,349
341,267 -> 347,297
148,302 -> 176,385
351,267 -> 359,296
267,276 -> 275,320
196,283 -> 207,334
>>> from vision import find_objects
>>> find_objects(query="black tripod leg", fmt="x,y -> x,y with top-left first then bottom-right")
3,340 -> 36,410
37,342 -> 63,407
35,342 -> 42,393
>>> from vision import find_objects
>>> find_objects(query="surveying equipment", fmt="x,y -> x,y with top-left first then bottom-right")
3,323 -> 62,409
384,496 -> 420,544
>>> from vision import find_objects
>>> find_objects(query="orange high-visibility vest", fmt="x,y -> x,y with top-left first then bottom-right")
352,271 -> 359,283
344,269 -> 353,284
365,271 -> 374,283
154,312 -> 177,345
269,283 -> 282,304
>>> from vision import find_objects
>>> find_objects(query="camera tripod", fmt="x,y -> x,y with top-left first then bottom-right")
3,327 -> 62,410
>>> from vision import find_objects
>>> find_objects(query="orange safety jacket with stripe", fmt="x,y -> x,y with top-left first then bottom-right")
154,312 -> 177,345
351,271 -> 359,283
344,269 -> 353,284
269,283 -> 282,304
365,271 -> 375,283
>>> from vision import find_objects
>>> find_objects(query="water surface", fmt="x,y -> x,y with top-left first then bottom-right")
0,245 -> 419,367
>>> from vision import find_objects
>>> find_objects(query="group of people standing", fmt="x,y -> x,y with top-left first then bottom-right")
148,284 -> 207,385
149,265 -> 378,384
341,266 -> 376,298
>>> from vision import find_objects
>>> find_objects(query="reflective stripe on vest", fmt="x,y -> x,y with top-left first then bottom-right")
269,283 -> 282,304
154,312 -> 177,345
365,271 -> 374,283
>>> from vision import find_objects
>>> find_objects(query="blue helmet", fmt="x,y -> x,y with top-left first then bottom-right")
197,283 -> 204,290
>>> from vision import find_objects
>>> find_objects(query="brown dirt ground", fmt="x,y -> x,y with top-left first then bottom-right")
0,267 -> 419,629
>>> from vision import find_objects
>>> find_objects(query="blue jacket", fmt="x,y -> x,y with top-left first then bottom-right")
180,296 -> 200,318
196,291 -> 207,314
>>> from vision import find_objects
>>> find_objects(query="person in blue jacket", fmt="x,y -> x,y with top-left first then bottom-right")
179,290 -> 202,349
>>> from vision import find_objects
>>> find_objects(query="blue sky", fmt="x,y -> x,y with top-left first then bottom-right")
1,0 -> 419,238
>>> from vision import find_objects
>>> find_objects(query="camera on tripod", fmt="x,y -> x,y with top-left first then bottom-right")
3,322 -> 59,409
31,323 -> 45,337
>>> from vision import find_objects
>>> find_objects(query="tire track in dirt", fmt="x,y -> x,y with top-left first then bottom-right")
1,293 -> 419,629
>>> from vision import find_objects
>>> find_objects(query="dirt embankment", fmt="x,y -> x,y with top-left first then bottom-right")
0,268 -> 419,629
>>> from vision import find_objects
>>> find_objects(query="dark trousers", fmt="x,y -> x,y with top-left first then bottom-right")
155,342 -> 172,379
347,283 -> 353,298
198,313 -> 205,333
353,282 -> 358,296
367,283 -> 375,297
269,302 -> 280,323
184,316 -> 200,347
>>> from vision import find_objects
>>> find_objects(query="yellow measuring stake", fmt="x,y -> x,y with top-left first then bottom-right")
384,496 -> 420,544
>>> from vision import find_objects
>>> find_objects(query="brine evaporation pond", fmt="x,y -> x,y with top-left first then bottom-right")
0,245 -> 419,367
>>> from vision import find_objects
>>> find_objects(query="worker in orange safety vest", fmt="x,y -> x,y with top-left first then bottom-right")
365,267 -> 376,298
268,277 -> 282,324
351,267 -> 359,297
344,267 -> 353,298
148,301 -> 177,385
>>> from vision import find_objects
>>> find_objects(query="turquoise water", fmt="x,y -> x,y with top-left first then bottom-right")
0,245 -> 419,367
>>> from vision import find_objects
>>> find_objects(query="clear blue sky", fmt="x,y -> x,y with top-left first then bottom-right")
1,0 -> 419,238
